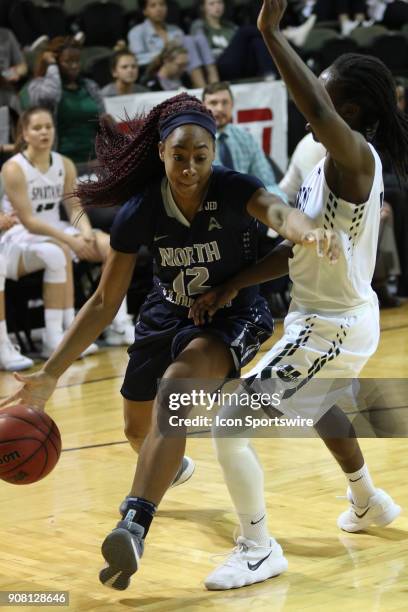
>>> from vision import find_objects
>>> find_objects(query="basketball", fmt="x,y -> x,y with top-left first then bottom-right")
0,405 -> 61,485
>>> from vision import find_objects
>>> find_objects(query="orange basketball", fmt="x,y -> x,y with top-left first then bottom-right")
0,405 -> 61,485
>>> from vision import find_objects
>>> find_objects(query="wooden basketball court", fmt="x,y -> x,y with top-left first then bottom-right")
0,304 -> 407,611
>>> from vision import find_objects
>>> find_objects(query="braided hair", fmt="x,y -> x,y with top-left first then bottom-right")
76,92 -> 214,208
331,53 -> 408,182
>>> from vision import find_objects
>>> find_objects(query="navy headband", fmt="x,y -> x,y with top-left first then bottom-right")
159,110 -> 217,141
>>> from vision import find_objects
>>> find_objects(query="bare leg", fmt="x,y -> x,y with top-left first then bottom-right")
123,399 -> 154,453
130,335 -> 233,505
314,404 -> 364,472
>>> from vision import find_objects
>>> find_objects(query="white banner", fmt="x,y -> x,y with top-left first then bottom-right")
104,80 -> 288,171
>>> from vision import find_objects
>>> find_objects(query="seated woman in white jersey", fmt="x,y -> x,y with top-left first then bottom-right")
1,107 -> 134,354
0,213 -> 33,370
190,0 -> 407,591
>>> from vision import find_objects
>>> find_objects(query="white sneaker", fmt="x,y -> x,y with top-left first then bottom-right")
205,537 -> 288,590
104,318 -> 134,346
171,455 -> 195,487
337,487 -> 401,533
80,342 -> 99,358
0,338 -> 34,371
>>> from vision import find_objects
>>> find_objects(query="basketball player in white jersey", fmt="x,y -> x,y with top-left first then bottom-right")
1,107 -> 134,354
190,0 -> 407,590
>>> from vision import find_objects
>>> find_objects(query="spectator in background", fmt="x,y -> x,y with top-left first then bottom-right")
27,37 -> 105,168
202,82 -> 281,193
0,27 -> 28,83
142,42 -> 190,91
191,0 -> 315,79
128,0 -> 219,88
101,50 -> 149,97
0,216 -> 34,371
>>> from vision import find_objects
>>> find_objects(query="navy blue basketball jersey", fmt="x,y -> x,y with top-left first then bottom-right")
110,166 -> 264,310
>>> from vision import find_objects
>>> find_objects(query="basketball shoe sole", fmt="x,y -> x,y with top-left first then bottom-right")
99,519 -> 144,590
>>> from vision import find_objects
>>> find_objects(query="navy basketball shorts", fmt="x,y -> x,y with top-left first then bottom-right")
121,292 -> 274,402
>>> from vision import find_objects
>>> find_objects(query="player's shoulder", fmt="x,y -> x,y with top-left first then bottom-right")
1,154 -> 25,181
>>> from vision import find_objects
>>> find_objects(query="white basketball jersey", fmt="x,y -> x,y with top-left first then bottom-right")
2,152 -> 65,225
289,143 -> 383,313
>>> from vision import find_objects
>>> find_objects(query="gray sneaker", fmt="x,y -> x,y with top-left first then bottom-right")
118,456 -> 195,516
99,518 -> 144,590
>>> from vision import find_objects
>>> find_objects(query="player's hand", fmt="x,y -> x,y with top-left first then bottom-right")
257,0 -> 287,33
0,212 -> 17,231
0,370 -> 58,412
68,235 -> 97,260
188,284 -> 238,326
302,228 -> 340,264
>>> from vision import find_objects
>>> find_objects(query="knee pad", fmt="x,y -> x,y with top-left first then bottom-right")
0,254 -> 6,291
22,242 -> 67,283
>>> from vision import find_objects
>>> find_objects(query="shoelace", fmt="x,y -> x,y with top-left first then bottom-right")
209,538 -> 271,565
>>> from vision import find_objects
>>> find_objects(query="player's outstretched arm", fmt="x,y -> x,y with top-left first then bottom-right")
257,1 -> 372,174
247,189 -> 340,262
0,248 -> 137,411
189,242 -> 292,325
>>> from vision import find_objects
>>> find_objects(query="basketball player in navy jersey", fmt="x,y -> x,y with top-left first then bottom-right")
189,0 -> 408,591
2,92 -> 338,590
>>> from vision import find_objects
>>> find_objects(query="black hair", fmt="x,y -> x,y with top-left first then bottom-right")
331,53 -> 408,182
76,92 -> 214,208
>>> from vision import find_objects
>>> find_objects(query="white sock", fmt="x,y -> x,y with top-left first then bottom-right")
345,463 -> 377,507
238,509 -> 270,547
214,437 -> 270,547
63,308 -> 75,330
0,320 -> 8,342
44,308 -> 64,346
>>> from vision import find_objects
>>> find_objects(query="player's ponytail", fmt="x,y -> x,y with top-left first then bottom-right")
76,92 -> 214,208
